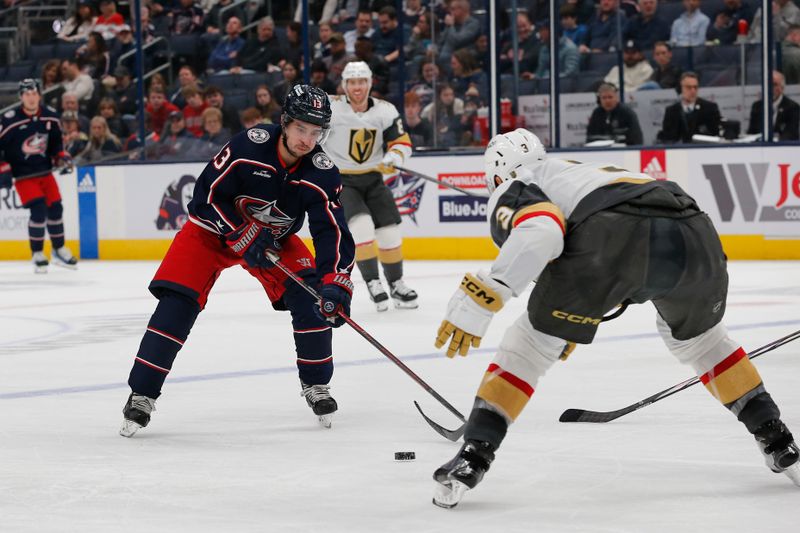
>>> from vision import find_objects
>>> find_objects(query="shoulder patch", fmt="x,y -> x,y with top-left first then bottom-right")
247,128 -> 270,144
312,152 -> 334,170
4,110 -> 14,118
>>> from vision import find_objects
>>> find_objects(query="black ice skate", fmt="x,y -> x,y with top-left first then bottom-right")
32,252 -> 48,274
52,247 -> 78,269
301,382 -> 338,428
120,392 -> 156,437
754,419 -> 800,486
432,439 -> 496,508
389,279 -> 418,309
366,279 -> 389,312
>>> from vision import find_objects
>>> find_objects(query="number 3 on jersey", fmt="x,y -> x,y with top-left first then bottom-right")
213,146 -> 232,171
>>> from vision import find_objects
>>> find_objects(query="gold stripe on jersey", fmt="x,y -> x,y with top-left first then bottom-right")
378,246 -> 402,264
511,202 -> 566,229
340,167 -> 382,175
348,128 -> 377,164
610,177 -> 653,185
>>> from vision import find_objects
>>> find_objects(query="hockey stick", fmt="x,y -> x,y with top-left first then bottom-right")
559,327 -> 800,424
265,251 -> 467,441
395,165 -> 488,198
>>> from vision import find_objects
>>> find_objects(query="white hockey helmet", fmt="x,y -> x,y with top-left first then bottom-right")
341,61 -> 373,95
484,128 -> 546,194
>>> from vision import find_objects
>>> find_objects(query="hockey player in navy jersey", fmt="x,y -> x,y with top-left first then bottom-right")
120,85 -> 356,437
431,129 -> 800,508
0,79 -> 78,273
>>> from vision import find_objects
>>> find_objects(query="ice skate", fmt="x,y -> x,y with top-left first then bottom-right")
301,382 -> 338,428
366,279 -> 389,312
432,440 -> 495,508
389,279 -> 418,309
754,419 -> 800,486
32,251 -> 48,274
120,392 -> 156,437
52,246 -> 78,269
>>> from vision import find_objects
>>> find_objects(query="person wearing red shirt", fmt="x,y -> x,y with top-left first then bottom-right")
95,0 -> 125,39
181,85 -> 208,137
145,87 -> 179,136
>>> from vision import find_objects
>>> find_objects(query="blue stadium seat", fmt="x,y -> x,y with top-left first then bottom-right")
6,62 -> 34,81
28,44 -> 55,62
693,45 -> 741,67
206,73 -> 238,91
670,46 -> 693,70
236,72 -> 269,91
54,41 -> 81,59
224,89 -> 249,111
658,1 -> 687,27
169,34 -> 201,58
583,52 -> 618,74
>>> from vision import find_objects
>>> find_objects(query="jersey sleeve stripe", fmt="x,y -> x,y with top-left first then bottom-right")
512,203 -> 566,234
0,118 -> 31,140
296,179 -> 342,272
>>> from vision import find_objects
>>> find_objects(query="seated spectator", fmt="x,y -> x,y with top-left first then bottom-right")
158,110 -> 195,159
372,6 -> 401,64
199,107 -> 232,149
405,9 -> 438,73
109,65 -> 138,116
747,70 -> 800,140
648,41 -> 682,89
404,91 -> 432,147
783,25 -> 800,84
706,0 -> 755,44
76,31 -> 110,79
169,0 -> 205,34
77,116 -> 122,163
581,0 -> 628,53
284,22 -> 303,68
560,5 -> 588,46
421,83 -> 465,148
61,92 -> 90,132
670,0 -> 710,47
204,85 -> 240,134
345,9 -> 375,54
404,0 -> 425,27
254,84 -> 282,124
109,24 -> 135,73
587,82 -> 644,145
206,0 -> 245,34
500,11 -> 541,75
141,4 -> 167,41
208,16 -> 245,73
272,61 -> 301,108
604,40 -> 654,92
437,0 -> 481,65
314,22 -> 334,61
450,49 -> 487,102
60,58 -> 94,103
293,0 -> 339,25
94,0 -> 126,40
659,71 -> 721,143
409,60 -> 445,109
310,60 -> 338,95
625,0 -> 671,50
145,87 -> 180,136
233,16 -> 285,73
181,85 -> 208,137
324,33 -> 354,85
749,0 -> 800,42
97,97 -> 129,140
147,72 -> 169,95
40,59 -> 64,111
58,1 -> 96,42
61,111 -> 89,157
240,107 -> 264,130
169,65 -> 203,108
354,37 -> 390,97
533,19 -> 580,79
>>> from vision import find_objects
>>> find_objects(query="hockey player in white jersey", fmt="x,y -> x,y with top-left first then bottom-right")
431,129 -> 800,508
322,61 -> 418,311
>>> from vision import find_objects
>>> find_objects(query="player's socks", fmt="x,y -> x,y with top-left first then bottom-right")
389,279 -> 418,309
753,419 -> 800,486
31,251 -> 48,274
300,382 -> 337,428
432,440 -> 496,508
119,393 -> 156,437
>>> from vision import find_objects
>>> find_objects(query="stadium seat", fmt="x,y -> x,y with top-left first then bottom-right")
54,41 -> 81,59
658,2 -> 687,27
583,52 -> 618,74
235,72 -> 269,91
28,44 -> 55,62
207,73 -> 238,91
6,62 -> 34,81
224,89 -> 249,111
169,34 -> 201,59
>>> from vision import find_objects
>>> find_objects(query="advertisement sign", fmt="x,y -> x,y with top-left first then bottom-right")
640,150 -> 667,180
439,195 -> 489,223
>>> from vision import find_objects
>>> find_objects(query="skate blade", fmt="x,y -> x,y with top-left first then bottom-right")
119,419 -> 143,437
392,298 -> 419,309
783,463 -> 800,487
318,413 -> 334,429
374,300 -> 389,312
432,480 -> 468,509
53,259 -> 78,270
33,266 -> 48,274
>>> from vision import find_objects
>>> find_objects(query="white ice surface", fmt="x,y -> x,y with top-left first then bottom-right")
1,260 -> 799,532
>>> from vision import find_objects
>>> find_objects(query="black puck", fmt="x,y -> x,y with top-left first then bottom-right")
394,451 -> 416,461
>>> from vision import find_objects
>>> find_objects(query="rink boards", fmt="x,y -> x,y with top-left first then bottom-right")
1,145 -> 799,260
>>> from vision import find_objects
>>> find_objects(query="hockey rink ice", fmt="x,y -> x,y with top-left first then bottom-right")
1,259 -> 798,532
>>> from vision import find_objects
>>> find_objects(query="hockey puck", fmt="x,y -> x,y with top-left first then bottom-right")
394,451 -> 416,461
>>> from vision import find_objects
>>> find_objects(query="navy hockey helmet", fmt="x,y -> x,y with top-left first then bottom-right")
18,78 -> 41,96
282,84 -> 332,131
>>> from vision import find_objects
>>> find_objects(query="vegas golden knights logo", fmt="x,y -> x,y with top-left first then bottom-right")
348,128 -> 377,164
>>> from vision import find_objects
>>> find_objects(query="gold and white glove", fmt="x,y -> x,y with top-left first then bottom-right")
435,271 -> 512,357
377,150 -> 404,174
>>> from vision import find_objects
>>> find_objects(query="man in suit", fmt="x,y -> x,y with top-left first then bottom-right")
747,70 -> 800,141
659,72 -> 721,143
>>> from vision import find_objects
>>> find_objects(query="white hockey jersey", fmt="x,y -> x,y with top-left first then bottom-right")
322,95 -> 412,174
487,159 -> 655,297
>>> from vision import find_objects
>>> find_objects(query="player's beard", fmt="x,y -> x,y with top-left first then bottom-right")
282,131 -> 309,160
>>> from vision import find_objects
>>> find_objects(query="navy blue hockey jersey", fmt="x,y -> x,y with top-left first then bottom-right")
0,105 -> 64,180
188,123 -> 355,278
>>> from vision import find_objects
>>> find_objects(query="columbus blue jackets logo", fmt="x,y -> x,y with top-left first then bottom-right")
235,196 -> 295,237
312,152 -> 334,170
385,170 -> 425,224
22,132 -> 48,158
247,128 -> 270,144
156,174 -> 196,230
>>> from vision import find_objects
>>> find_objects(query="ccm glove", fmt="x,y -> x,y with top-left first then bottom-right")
225,221 -> 279,269
377,149 -> 403,174
0,162 -> 11,190
435,271 -> 512,358
55,151 -> 74,174
314,273 -> 354,327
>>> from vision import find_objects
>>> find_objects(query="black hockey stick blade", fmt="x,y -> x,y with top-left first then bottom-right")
559,405 -> 637,423
414,401 -> 465,442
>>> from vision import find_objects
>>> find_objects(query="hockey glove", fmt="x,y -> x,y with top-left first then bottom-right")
0,162 -> 11,190
314,273 -> 354,327
55,151 -> 74,174
377,149 -> 404,174
435,271 -> 512,358
225,221 -> 279,269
